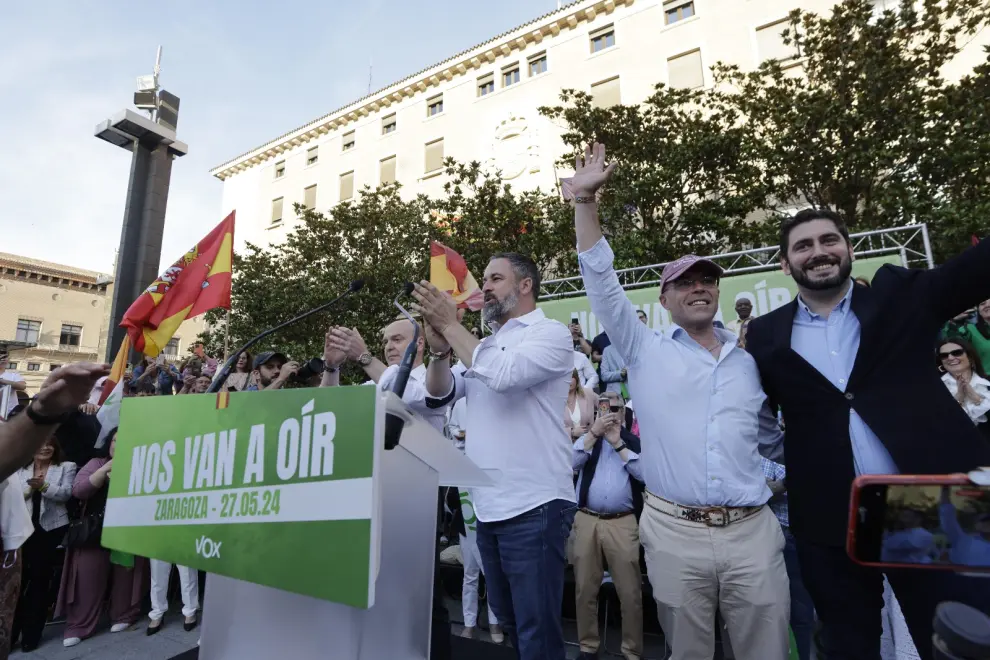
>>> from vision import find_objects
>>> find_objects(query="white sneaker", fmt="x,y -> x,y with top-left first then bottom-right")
490,624 -> 505,644
63,637 -> 82,647
110,622 -> 132,633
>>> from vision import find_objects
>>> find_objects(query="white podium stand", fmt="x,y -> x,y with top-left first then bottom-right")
196,392 -> 492,659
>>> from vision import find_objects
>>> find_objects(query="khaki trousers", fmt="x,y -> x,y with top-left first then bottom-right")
639,498 -> 790,660
568,510 -> 643,659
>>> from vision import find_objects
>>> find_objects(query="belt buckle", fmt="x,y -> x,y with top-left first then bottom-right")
702,506 -> 730,527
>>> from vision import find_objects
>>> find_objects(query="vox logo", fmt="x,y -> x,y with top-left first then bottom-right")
195,535 -> 222,559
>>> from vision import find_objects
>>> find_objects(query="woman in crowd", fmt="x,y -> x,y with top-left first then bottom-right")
945,299 -> 990,372
222,351 -> 255,392
55,428 -> 148,648
936,338 -> 990,438
12,437 -> 76,651
564,369 -> 597,440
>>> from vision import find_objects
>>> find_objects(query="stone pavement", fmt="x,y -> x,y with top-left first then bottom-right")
10,611 -> 198,660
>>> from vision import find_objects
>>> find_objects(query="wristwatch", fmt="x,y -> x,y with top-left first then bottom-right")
24,398 -> 74,426
357,352 -> 374,367
428,348 -> 453,361
613,442 -> 627,453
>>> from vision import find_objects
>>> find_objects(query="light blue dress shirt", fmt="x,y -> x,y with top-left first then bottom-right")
599,345 -> 626,394
573,436 -> 644,514
790,283 -> 899,476
579,238 -> 784,507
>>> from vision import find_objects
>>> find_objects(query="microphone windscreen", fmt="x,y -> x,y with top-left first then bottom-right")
350,279 -> 365,292
402,281 -> 415,296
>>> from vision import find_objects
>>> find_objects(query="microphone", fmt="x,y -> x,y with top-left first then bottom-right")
208,280 -> 364,394
384,282 -> 420,450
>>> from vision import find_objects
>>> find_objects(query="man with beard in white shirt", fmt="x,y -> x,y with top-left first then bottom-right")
411,252 -> 576,660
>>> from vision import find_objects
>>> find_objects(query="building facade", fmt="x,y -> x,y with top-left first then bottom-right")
0,253 -> 207,394
210,0 -> 988,253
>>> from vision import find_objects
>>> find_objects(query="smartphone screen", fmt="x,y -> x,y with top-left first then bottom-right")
851,482 -> 990,570
597,396 -> 610,418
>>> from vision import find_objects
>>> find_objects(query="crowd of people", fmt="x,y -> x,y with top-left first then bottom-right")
1,142 -> 990,660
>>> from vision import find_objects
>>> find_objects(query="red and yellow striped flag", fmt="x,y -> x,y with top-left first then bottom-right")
430,241 -> 483,311
97,335 -> 131,405
121,212 -> 235,357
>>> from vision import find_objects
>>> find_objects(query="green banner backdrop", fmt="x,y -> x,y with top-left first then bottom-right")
101,386 -> 383,608
539,256 -> 899,338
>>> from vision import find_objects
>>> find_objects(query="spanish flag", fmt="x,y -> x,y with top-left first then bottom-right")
430,241 -> 484,311
97,334 -> 131,406
121,212 -> 235,357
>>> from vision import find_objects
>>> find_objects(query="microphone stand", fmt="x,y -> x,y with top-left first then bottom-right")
384,283 -> 419,450
207,280 -> 364,394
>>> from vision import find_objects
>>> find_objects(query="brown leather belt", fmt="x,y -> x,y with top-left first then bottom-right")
644,490 -> 762,527
579,508 -> 634,520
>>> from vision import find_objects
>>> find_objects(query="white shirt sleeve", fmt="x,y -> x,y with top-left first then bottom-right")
466,321 -> 573,393
963,376 -> 990,423
578,238 -> 654,368
574,352 -> 599,389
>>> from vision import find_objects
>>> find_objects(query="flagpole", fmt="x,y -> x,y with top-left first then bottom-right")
223,309 -> 231,361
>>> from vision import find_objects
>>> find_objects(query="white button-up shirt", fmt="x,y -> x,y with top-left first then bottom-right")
434,308 -> 577,522
579,238 -> 783,507
379,363 -> 449,434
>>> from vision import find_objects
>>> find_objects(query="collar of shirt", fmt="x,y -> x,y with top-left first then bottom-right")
796,279 -> 854,322
489,307 -> 547,335
667,324 -> 740,355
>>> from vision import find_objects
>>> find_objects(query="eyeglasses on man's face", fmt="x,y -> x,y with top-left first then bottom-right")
668,275 -> 719,292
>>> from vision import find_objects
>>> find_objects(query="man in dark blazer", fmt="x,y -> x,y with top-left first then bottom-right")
746,208 -> 990,659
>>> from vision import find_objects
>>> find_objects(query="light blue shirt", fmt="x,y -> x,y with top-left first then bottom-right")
573,435 -> 644,514
791,283 -> 899,476
599,345 -> 626,394
579,238 -> 783,507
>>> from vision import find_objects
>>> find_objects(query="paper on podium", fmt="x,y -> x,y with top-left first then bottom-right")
382,392 -> 498,488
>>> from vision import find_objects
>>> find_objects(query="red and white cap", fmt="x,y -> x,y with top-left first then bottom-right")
659,255 -> 723,291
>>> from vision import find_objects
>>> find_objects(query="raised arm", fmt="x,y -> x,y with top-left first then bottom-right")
567,143 -> 651,366
922,233 -> 990,323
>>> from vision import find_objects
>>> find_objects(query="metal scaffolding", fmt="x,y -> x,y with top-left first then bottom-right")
539,223 -> 934,300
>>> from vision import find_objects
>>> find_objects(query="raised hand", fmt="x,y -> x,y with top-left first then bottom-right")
34,363 -> 111,417
323,326 -> 348,368
566,142 -> 617,199
328,327 -> 369,362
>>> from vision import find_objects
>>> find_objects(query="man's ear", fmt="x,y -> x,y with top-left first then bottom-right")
659,292 -> 671,311
780,258 -> 791,276
519,277 -> 534,298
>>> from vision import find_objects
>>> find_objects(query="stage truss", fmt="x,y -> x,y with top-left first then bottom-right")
539,223 -> 934,300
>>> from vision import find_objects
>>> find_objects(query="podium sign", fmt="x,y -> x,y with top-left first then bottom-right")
102,386 -> 383,608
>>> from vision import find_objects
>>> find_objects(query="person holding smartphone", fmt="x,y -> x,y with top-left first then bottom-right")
571,390 -> 644,660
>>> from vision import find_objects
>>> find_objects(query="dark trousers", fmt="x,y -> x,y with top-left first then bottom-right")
797,539 -> 990,660
780,526 -> 815,660
476,499 -> 575,660
431,491 -> 451,660
12,527 -> 63,649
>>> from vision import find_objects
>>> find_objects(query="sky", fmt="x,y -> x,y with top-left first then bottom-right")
0,1 -> 559,273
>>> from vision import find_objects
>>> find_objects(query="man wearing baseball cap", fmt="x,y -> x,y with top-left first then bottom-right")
247,352 -> 299,391
564,143 -> 789,660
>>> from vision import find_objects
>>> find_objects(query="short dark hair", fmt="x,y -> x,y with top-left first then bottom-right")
779,208 -> 851,257
490,252 -> 541,300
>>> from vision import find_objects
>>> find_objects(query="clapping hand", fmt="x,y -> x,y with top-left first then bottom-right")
323,326 -> 348,368
410,282 -> 459,337
327,327 -> 369,362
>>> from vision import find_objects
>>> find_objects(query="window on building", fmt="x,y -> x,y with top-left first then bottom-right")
427,95 -> 444,117
380,156 -> 397,185
6,363 -> 17,370
49,364 -> 61,372
303,185 -> 317,210
306,147 -> 319,166
668,49 -> 705,89
591,77 -> 621,108
15,319 -> 40,344
274,160 -> 286,179
271,197 -> 284,224
425,139 -> 444,174
27,363 -> 41,372
528,52 -> 548,77
59,324 -> 82,347
664,0 -> 695,25
164,337 -> 180,357
477,73 -> 495,97
342,131 -> 355,151
502,65 -> 520,88
590,25 -> 616,53
340,171 -> 355,200
382,114 -> 397,135
755,19 -> 800,63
